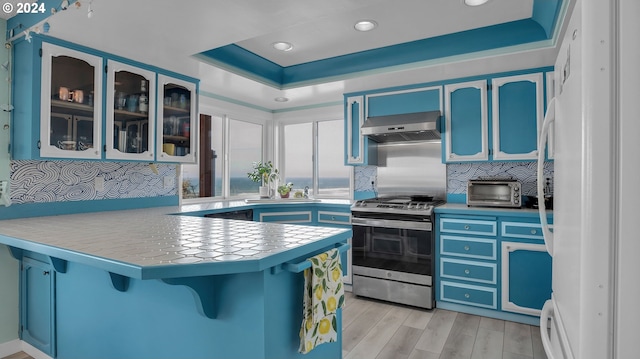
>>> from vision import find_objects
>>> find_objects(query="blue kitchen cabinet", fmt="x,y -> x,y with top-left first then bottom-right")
500,220 -> 552,316
253,206 -> 314,224
20,255 -> 56,357
366,86 -> 441,117
11,35 -> 198,163
437,215 -> 499,310
344,95 -> 377,165
491,73 -> 544,161
443,80 -> 489,162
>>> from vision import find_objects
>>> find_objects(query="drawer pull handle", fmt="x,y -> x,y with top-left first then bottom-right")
331,216 -> 336,220
464,293 -> 470,299
464,225 -> 470,230
464,245 -> 470,251
531,229 -> 537,234
464,269 -> 470,275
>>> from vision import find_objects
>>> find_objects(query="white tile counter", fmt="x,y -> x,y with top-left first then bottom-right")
0,206 -> 351,279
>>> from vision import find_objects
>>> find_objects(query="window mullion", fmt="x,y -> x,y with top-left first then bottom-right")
312,121 -> 319,197
222,115 -> 230,198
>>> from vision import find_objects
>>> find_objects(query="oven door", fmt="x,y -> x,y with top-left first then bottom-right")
351,215 -> 432,277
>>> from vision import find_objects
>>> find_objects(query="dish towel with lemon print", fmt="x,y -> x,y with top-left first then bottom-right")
299,248 -> 345,354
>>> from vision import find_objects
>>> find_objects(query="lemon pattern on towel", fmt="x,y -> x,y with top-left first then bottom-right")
299,248 -> 345,354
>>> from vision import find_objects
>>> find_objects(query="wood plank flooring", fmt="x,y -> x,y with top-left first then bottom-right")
342,292 -> 548,359
2,292 -> 547,359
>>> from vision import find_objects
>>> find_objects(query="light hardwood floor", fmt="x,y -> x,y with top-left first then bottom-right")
342,292 -> 548,359
3,293 -> 547,359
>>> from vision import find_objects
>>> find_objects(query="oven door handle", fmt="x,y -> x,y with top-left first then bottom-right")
351,217 -> 432,231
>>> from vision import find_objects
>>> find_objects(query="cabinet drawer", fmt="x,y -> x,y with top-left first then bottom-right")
440,218 -> 497,236
440,281 -> 497,309
440,235 -> 496,260
259,211 -> 312,224
440,258 -> 496,284
501,221 -> 544,240
317,211 -> 351,226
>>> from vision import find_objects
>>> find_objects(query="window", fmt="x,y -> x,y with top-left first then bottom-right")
280,119 -> 350,198
181,114 -> 263,200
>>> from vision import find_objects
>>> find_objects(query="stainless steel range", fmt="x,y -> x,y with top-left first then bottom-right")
350,195 -> 444,309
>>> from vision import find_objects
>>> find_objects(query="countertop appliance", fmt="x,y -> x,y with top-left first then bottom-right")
350,195 -> 444,309
361,111 -> 441,143
537,1 -> 639,358
466,177 -> 521,208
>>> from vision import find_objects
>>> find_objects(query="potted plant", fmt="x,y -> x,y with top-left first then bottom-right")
247,161 -> 279,198
277,182 -> 293,198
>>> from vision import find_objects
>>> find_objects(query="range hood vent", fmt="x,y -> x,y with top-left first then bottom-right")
361,111 -> 441,143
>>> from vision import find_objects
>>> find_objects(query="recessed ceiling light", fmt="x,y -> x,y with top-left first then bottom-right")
464,0 -> 489,6
274,97 -> 289,102
354,20 -> 377,32
272,42 -> 293,52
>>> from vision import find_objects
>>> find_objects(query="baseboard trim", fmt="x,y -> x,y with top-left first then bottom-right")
21,341 -> 52,359
0,340 -> 52,359
0,339 -> 21,358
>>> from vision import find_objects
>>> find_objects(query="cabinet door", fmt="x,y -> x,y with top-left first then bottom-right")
344,95 -> 367,165
491,73 -> 544,160
157,74 -> 197,163
444,80 -> 488,162
366,86 -> 441,116
545,71 -> 555,160
40,43 -> 102,159
501,241 -> 552,316
21,257 -> 56,357
105,60 -> 156,160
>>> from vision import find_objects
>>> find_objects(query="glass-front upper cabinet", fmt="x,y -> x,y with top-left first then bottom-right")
156,74 -> 196,163
40,43 -> 102,159
105,60 -> 156,160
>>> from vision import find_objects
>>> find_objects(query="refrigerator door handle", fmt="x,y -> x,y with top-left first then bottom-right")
540,299 -> 557,359
537,97 -> 556,255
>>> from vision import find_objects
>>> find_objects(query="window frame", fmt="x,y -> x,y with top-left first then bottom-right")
276,117 -> 353,200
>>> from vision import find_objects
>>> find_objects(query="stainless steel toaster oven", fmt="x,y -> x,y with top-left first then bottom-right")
467,178 -> 521,208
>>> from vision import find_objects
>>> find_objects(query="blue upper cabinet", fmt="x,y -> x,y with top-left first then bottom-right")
491,73 -> 544,161
443,71 -> 546,163
366,86 -> 441,117
11,36 -> 198,163
344,95 -> 377,165
444,80 -> 489,162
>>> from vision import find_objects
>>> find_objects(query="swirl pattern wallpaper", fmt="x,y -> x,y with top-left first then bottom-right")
10,161 -> 178,205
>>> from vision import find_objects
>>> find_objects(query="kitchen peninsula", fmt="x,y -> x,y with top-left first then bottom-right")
0,207 -> 351,359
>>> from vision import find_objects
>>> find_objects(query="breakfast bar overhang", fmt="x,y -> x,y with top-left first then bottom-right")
0,208 -> 351,359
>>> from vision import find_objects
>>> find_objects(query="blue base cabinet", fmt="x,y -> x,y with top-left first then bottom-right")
20,254 -> 56,357
435,210 -> 553,325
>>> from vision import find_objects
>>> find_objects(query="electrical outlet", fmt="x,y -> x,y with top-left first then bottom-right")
94,176 -> 104,191
163,176 -> 175,188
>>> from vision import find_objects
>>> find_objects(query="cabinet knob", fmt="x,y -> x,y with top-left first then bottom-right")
331,216 -> 336,220
464,293 -> 470,299
464,225 -> 470,230
464,245 -> 470,251
464,269 -> 470,275
43,271 -> 50,276
531,229 -> 537,234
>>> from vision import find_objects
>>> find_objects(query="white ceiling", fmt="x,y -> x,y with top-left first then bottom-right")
6,0 -> 559,112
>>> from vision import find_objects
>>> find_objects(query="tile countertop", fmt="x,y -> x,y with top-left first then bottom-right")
177,198 -> 352,215
435,203 -> 553,218
0,206 -> 351,280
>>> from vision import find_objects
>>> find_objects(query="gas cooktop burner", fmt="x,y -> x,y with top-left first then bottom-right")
351,195 -> 445,215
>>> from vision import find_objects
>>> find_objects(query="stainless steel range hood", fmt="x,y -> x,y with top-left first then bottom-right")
361,111 -> 441,143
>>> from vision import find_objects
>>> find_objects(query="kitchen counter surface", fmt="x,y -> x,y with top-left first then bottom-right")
0,205 -> 351,280
177,198 -> 352,216
436,203 -> 553,218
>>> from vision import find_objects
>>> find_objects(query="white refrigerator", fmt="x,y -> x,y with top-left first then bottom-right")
537,0 -> 640,358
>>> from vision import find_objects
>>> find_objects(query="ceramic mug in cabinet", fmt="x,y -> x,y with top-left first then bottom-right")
59,87 -> 69,101
73,90 -> 84,104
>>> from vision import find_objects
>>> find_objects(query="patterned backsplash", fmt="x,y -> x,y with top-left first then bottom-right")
9,160 -> 178,205
355,162 -> 554,196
